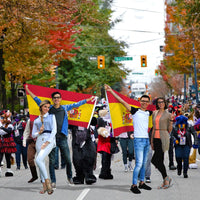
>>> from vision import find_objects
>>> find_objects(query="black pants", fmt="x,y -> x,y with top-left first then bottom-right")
151,138 -> 167,179
0,153 -> 11,168
168,136 -> 175,167
100,151 -> 112,176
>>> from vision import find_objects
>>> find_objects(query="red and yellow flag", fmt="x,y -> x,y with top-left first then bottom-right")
25,84 -> 96,128
106,90 -> 156,137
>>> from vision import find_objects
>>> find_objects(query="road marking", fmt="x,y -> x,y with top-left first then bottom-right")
76,189 -> 90,200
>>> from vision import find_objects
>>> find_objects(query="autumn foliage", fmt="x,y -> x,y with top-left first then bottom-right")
162,0 -> 200,94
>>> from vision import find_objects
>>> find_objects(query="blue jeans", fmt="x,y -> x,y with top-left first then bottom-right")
15,143 -> 28,168
49,136 -> 72,183
119,138 -> 134,164
55,146 -> 66,168
132,138 -> 150,185
145,147 -> 152,178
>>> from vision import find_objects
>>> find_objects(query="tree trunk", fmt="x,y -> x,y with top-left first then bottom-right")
10,74 -> 16,113
0,48 -> 7,109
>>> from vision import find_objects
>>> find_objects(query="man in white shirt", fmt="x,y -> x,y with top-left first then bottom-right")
105,84 -> 152,194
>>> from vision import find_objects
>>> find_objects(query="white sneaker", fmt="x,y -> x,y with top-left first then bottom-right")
0,167 -> 2,177
124,166 -> 128,172
51,182 -> 56,189
128,165 -> 133,171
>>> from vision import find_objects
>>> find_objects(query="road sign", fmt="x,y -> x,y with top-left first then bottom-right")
88,56 -> 97,61
17,88 -> 26,97
132,73 -> 144,75
114,57 -> 133,61
165,52 -> 174,56
20,98 -> 24,106
188,77 -> 193,86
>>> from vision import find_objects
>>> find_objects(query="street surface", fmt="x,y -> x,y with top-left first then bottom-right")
1,139 -> 200,200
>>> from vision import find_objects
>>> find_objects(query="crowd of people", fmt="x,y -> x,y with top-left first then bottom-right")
0,84 -> 200,195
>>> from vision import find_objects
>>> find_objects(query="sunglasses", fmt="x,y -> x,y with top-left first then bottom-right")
158,101 -> 164,104
53,96 -> 61,99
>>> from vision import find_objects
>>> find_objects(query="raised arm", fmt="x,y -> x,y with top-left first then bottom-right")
25,85 -> 36,99
104,84 -> 131,112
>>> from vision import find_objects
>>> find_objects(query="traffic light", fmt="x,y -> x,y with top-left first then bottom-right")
141,55 -> 147,67
155,69 -> 159,76
98,56 -> 105,69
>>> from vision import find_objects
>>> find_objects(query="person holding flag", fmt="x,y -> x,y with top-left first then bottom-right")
25,85 -> 95,188
104,84 -> 152,194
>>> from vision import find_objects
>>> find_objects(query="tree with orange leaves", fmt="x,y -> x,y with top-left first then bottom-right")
162,0 -> 200,96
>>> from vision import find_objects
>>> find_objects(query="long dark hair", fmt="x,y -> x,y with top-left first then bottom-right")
155,97 -> 168,110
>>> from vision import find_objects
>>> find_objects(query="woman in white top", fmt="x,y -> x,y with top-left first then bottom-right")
32,100 -> 57,195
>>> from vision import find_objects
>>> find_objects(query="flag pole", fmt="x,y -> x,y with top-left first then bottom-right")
105,91 -> 115,137
87,97 -> 98,129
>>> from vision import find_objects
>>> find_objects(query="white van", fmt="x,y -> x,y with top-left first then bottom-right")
130,83 -> 146,99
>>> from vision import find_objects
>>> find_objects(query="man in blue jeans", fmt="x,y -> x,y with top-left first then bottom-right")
105,84 -> 152,194
26,85 -> 94,188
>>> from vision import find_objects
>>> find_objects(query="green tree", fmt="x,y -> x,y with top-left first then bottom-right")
58,0 -> 129,94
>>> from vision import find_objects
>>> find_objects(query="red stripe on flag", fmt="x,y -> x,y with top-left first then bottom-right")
107,90 -> 155,111
25,84 -> 94,104
30,114 -> 39,122
113,126 -> 134,137
68,120 -> 88,127
107,91 -> 140,106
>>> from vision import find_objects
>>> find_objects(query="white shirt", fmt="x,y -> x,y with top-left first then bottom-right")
32,113 -> 57,144
131,108 -> 150,138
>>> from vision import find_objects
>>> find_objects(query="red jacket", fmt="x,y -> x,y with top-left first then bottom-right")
97,135 -> 111,154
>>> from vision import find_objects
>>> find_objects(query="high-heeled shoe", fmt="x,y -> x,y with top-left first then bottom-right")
39,182 -> 47,194
45,179 -> 53,195
163,176 -> 172,189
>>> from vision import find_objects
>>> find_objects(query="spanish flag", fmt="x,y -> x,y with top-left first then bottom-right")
25,84 -> 96,128
106,90 -> 156,137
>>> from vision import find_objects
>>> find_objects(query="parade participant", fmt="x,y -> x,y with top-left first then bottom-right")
172,115 -> 198,178
70,124 -> 97,185
25,85 -> 95,188
105,84 -> 152,194
96,109 -> 115,180
13,115 -> 28,170
118,131 -> 134,172
0,110 -> 17,177
32,100 -> 56,195
168,104 -> 177,170
23,119 -> 38,183
151,97 -> 174,189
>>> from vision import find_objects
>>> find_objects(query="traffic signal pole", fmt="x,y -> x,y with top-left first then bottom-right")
184,73 -> 186,103
193,43 -> 199,103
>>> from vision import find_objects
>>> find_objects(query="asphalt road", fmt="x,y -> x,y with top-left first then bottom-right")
1,143 -> 200,200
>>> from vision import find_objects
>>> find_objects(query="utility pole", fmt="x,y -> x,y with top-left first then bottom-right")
184,73 -> 186,103
193,43 -> 199,103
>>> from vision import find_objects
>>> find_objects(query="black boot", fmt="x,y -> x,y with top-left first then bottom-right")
28,166 -> 38,183
73,176 -> 84,184
85,175 -> 97,185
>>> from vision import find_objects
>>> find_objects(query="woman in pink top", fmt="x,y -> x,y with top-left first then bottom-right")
151,97 -> 174,189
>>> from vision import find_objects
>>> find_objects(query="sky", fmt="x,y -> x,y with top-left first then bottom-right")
109,0 -> 166,85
